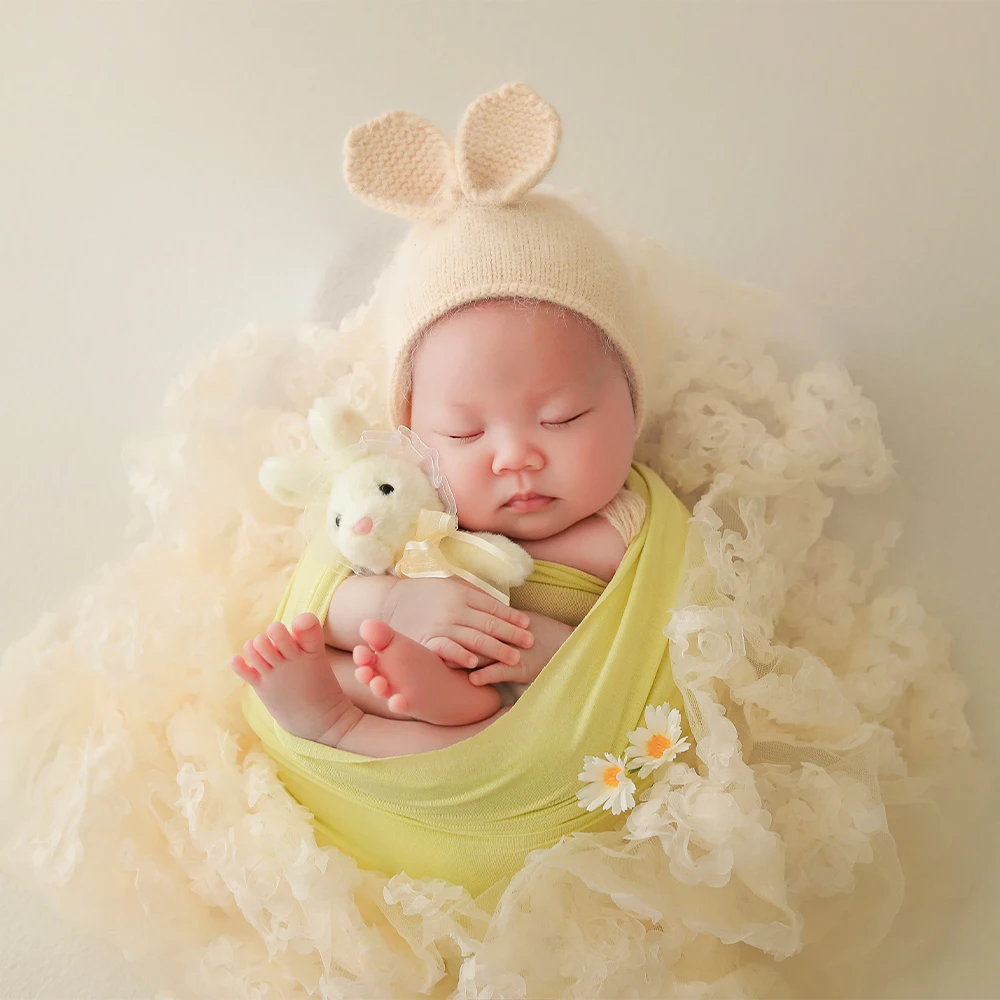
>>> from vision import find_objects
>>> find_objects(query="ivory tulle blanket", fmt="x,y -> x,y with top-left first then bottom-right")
243,463 -> 690,897
0,236 -> 986,998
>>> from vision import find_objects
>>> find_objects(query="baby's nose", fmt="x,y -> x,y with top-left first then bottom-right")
353,517 -> 373,536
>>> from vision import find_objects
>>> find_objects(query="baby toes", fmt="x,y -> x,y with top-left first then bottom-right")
242,638 -> 273,675
358,618 -> 394,653
354,664 -> 376,685
353,643 -> 376,667
252,632 -> 282,666
265,622 -> 298,658
289,613 -> 326,654
352,644 -> 380,685
387,693 -> 409,715
230,654 -> 260,685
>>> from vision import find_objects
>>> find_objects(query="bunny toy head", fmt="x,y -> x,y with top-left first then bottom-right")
324,448 -> 444,574
258,398 -> 456,575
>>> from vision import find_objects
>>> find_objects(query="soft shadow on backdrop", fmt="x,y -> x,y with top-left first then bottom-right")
1,3 -> 997,997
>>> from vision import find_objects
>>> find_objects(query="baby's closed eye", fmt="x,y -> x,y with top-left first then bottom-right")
442,411 -> 590,441
541,410 -> 590,428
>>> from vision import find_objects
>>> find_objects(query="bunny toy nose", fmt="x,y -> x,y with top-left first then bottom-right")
353,517 -> 373,536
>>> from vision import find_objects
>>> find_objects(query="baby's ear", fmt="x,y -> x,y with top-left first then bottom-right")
308,399 -> 370,456
454,82 -> 561,205
344,110 -> 457,221
258,456 -> 330,508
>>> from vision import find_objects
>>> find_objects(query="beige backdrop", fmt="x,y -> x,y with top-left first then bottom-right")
1,2 -> 997,997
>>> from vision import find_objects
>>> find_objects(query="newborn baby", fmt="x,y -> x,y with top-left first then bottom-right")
232,297 -> 644,756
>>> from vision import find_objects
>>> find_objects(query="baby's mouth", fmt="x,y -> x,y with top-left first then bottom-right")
503,492 -> 554,512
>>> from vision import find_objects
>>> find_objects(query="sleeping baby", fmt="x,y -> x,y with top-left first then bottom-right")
232,82 -> 692,893
231,295 -> 647,755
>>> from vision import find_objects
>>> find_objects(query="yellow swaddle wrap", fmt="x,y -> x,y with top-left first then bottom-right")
242,464 -> 690,897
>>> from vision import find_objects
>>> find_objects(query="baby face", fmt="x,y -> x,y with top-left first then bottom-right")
408,299 -> 636,541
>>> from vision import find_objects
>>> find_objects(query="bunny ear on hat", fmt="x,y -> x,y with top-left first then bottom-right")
343,83 -> 561,219
454,82 -> 561,204
343,84 -> 645,431
344,110 -> 457,221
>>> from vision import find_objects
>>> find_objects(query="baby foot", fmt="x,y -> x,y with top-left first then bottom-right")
231,613 -> 360,744
352,620 -> 502,726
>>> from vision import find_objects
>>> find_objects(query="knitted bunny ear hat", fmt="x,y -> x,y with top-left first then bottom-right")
343,82 -> 645,431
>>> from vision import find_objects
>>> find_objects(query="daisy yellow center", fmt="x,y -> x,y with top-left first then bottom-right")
646,733 -> 672,759
602,765 -> 622,788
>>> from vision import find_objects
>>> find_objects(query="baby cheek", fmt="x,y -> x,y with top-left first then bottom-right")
437,451 -> 482,507
578,422 -> 634,493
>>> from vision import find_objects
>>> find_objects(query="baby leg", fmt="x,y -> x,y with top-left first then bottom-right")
352,620 -> 502,726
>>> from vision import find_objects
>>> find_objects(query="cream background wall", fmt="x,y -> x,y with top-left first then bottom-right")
1,2 -> 997,997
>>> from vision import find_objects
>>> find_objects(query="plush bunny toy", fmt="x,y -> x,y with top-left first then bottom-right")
259,398 -> 534,601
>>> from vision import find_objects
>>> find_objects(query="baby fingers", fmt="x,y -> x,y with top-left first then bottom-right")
469,661 -> 529,686
447,625 -> 524,666
466,591 -> 531,630
462,609 -> 535,649
423,636 -> 480,669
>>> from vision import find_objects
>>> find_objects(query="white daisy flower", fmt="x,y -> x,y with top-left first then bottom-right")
625,703 -> 690,779
576,753 -> 636,815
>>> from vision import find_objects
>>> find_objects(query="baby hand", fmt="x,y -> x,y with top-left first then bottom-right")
467,612 -> 574,687
382,576 -> 534,669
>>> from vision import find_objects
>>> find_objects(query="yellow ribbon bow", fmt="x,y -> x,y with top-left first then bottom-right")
393,509 -> 515,605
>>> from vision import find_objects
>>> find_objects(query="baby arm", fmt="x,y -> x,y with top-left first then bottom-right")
323,574 -> 533,667
521,514 -> 628,583
321,574 -> 396,650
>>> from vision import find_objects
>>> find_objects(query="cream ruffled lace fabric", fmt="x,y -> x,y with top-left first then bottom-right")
0,210 -> 986,998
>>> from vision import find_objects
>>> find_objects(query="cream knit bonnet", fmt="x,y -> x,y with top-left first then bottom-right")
343,82 -> 645,431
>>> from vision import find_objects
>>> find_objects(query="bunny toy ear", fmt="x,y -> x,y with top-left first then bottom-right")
454,82 -> 562,205
308,398 -> 370,456
258,457 -> 331,509
344,110 -> 457,221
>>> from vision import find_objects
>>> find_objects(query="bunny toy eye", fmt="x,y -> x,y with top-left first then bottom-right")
379,483 -> 395,495
335,515 -> 342,527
